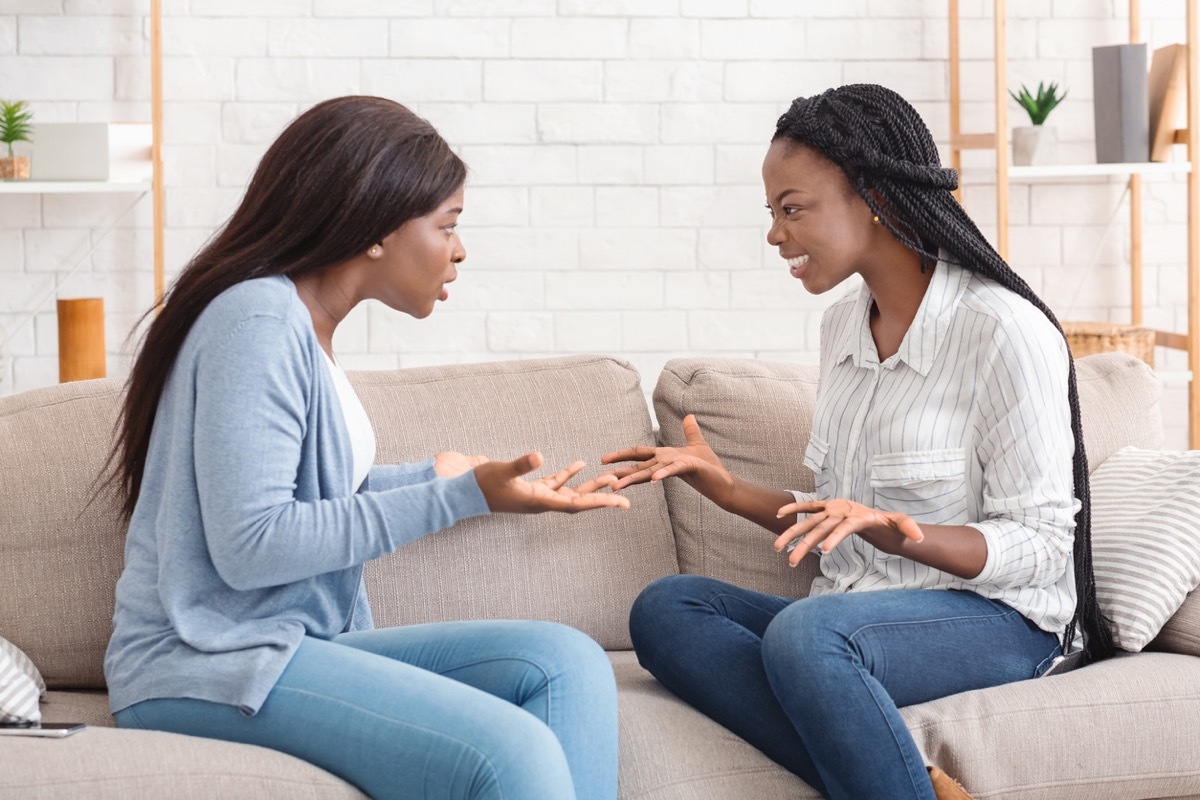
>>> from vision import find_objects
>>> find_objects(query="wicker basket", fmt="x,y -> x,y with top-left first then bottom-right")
1063,321 -> 1155,367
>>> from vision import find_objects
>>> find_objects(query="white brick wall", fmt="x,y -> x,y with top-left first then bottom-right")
0,1 -> 1194,449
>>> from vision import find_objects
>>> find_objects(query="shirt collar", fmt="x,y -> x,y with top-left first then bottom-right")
833,253 -> 971,376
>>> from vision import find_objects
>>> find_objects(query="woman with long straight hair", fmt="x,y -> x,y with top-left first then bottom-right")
602,84 -> 1112,800
104,96 -> 624,800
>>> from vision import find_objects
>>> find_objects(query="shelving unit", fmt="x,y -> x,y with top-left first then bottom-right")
0,180 -> 152,194
948,0 -> 1200,448
0,0 -> 164,295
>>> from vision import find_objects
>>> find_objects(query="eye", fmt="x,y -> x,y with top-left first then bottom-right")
782,205 -> 802,217
764,203 -> 775,220
442,224 -> 458,234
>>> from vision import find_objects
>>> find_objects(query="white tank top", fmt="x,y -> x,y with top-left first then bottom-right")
320,350 -> 376,493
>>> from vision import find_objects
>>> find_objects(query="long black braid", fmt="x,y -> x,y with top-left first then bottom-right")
774,84 -> 1113,664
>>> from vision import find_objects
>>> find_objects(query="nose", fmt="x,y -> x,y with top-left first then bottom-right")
766,215 -> 787,246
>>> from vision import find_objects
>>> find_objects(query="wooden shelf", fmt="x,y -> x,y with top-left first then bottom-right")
948,0 -> 1200,448
1009,161 -> 1192,179
0,180 -> 151,194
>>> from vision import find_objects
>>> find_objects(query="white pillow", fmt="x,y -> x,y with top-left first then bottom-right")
1089,447 -> 1200,652
0,636 -> 45,725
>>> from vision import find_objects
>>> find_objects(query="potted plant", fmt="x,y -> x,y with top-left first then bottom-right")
0,100 -> 32,180
1009,81 -> 1066,166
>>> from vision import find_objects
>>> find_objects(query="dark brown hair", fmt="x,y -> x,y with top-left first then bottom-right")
774,84 -> 1113,663
110,96 -> 466,518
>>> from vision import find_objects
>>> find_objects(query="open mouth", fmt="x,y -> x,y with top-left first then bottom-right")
786,254 -> 810,277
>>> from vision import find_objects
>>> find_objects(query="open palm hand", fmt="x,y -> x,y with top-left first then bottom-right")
473,453 -> 630,514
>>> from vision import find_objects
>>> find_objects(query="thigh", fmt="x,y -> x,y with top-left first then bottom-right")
335,620 -> 618,800
766,589 -> 1061,707
334,619 -> 613,719
115,637 -> 575,800
631,574 -> 796,643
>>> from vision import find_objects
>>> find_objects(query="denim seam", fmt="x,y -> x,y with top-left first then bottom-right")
846,648 -> 935,797
843,605 -> 1020,647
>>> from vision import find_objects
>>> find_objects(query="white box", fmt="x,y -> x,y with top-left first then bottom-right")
26,123 -> 152,183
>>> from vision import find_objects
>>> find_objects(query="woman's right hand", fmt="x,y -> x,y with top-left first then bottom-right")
599,414 -> 735,505
472,452 -> 631,515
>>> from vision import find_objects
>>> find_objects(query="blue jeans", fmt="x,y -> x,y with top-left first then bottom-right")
629,575 -> 1060,800
114,620 -> 617,800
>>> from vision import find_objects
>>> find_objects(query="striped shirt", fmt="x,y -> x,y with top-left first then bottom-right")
797,258 -> 1080,635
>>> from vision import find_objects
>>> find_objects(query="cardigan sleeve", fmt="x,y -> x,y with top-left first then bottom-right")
192,314 -> 489,592
365,459 -> 439,491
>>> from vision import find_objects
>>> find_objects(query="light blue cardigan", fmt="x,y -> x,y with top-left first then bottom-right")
104,276 -> 490,715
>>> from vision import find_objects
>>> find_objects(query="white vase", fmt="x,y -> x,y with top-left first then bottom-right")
1012,125 -> 1057,166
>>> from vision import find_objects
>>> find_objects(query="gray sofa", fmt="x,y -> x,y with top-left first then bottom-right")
1,351 -> 1197,799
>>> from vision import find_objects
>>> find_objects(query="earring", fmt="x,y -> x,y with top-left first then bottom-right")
872,215 -> 881,224
368,244 -> 382,258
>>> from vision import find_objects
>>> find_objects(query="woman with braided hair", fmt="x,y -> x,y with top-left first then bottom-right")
601,83 -> 1111,800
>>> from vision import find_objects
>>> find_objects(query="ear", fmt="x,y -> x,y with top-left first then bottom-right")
864,189 -> 890,223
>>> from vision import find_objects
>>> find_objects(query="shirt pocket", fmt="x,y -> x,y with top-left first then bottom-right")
803,435 -> 833,499
869,448 -> 969,525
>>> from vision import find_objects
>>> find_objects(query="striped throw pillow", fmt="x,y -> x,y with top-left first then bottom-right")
1089,447 -> 1200,652
0,636 -> 44,725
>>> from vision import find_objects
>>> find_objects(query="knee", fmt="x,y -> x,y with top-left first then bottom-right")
517,621 -> 613,697
459,711 -> 575,797
761,596 -> 853,690
629,574 -> 721,636
629,574 -> 726,671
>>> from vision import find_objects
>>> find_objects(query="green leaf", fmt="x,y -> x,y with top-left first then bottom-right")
1008,81 -> 1066,125
0,100 -> 33,149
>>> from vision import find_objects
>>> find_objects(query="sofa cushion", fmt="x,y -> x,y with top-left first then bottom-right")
652,358 -> 823,599
610,650 -> 821,800
1088,447 -> 1200,652
351,355 -> 677,650
1073,352 -> 1163,471
900,652 -> 1200,799
611,649 -> 1200,800
0,726 -> 365,799
1153,590 -> 1200,656
0,378 -> 126,690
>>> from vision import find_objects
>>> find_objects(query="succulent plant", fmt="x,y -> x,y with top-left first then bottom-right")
1009,82 -> 1067,126
0,100 -> 32,158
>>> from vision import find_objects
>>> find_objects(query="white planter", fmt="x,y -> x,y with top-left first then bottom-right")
1012,125 -> 1057,166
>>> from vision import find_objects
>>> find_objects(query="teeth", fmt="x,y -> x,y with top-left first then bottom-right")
786,255 -> 809,268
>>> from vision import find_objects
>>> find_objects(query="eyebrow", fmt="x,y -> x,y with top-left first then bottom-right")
772,188 -> 808,205
443,207 -> 463,215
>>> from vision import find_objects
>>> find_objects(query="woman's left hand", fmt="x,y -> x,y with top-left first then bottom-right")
774,498 -> 925,567
434,451 -> 489,478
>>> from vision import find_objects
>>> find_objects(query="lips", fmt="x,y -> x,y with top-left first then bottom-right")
785,254 -> 809,278
440,270 -> 457,302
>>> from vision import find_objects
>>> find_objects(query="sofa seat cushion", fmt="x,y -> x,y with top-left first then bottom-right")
0,727 -> 365,799
610,650 -> 821,800
901,652 -> 1200,799
611,650 -> 1200,800
351,355 -> 677,650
